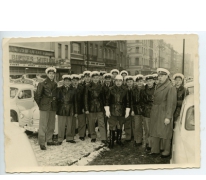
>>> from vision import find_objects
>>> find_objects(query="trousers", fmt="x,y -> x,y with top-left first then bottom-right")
150,137 -> 171,154
38,110 -> 56,146
124,116 -> 132,140
87,112 -> 106,140
58,115 -> 74,141
132,115 -> 143,143
143,116 -> 151,147
108,116 -> 125,130
72,114 -> 86,138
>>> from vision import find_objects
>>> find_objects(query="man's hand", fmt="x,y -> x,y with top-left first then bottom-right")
85,111 -> 89,114
164,118 -> 170,125
125,108 -> 131,118
131,111 -> 135,116
104,106 -> 111,118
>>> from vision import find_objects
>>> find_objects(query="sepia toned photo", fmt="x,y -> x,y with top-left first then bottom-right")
3,34 -> 200,172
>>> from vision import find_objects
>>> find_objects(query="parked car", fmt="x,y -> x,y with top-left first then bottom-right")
21,74 -> 37,86
10,83 -> 36,123
170,94 -> 195,164
184,81 -> 194,97
20,105 -> 58,135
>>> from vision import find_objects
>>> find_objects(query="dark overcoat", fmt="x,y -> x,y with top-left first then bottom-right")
149,79 -> 177,139
34,77 -> 57,111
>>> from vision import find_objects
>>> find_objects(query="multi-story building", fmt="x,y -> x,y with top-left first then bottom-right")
127,40 -> 158,75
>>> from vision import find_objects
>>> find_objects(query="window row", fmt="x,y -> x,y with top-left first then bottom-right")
130,57 -> 150,66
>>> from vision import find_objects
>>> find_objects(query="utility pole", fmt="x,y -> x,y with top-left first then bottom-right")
182,39 -> 185,74
87,41 -> 89,70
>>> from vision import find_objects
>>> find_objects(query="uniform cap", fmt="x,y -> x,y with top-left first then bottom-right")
145,74 -> 154,80
62,75 -> 71,80
173,73 -> 184,80
115,74 -> 123,81
124,76 -> 134,81
71,74 -> 80,80
120,70 -> 128,76
83,71 -> 91,76
152,73 -> 158,80
110,69 -> 119,75
157,68 -> 170,75
45,67 -> 56,74
134,74 -> 144,81
90,71 -> 100,77
103,73 -> 113,79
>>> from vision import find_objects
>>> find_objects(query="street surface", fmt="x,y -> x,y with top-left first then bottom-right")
26,128 -> 170,166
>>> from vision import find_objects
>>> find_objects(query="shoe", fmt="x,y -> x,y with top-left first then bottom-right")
56,141 -> 62,145
67,140 -> 76,143
116,129 -> 124,146
88,134 -> 91,138
47,141 -> 58,146
161,154 -> 170,158
40,145 -> 46,150
91,139 -> 96,143
101,140 -> 107,145
148,152 -> 160,157
79,137 -> 85,141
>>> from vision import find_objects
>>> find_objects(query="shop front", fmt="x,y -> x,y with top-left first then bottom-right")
84,61 -> 105,72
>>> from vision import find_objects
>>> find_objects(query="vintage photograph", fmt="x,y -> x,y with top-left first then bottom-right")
3,35 -> 199,172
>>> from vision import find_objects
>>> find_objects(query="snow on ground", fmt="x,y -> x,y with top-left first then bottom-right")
28,127 -> 109,166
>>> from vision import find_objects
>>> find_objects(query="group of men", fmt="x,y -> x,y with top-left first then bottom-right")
34,66 -> 187,158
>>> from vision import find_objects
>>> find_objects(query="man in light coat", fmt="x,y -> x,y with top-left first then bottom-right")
149,68 -> 177,158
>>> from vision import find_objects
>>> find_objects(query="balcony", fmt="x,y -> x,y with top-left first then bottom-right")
103,41 -> 117,48
104,59 -> 117,65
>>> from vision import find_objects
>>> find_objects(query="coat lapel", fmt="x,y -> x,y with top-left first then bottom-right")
154,79 -> 171,95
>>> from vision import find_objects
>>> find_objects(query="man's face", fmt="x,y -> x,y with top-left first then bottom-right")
115,79 -> 123,87
137,79 -> 144,87
126,80 -> 134,87
72,79 -> 79,86
146,79 -> 154,87
47,71 -> 55,80
92,75 -> 99,84
64,79 -> 71,86
105,77 -> 111,84
122,74 -> 127,78
158,74 -> 168,84
84,76 -> 90,83
154,79 -> 159,85
175,77 -> 183,87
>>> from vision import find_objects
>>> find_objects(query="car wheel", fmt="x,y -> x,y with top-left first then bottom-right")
10,111 -> 18,122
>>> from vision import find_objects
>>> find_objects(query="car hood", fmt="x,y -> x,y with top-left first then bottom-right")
32,107 -> 40,119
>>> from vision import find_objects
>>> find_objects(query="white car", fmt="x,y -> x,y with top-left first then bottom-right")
170,94 -> 195,164
10,83 -> 36,123
20,105 -> 58,135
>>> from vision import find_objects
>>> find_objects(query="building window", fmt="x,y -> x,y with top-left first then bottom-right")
58,44 -> 61,58
111,50 -> 113,59
136,40 -> 139,43
90,44 -> 93,55
99,46 -> 102,58
135,58 -> 139,65
65,45 -> 68,59
108,49 -> 111,59
84,43 -> 87,54
72,43 -> 80,54
136,47 -> 139,53
94,44 -> 98,56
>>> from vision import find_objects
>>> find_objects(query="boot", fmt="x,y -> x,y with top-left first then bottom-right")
116,129 -> 124,146
108,130 -> 115,149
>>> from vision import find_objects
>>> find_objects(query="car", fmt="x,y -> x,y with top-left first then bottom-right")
20,105 -> 58,135
184,81 -> 194,97
10,83 -> 37,123
21,74 -> 37,86
170,94 -> 195,164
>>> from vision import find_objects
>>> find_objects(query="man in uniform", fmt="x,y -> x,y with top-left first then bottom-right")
124,76 -> 134,142
141,74 -> 155,151
56,75 -> 77,144
173,73 -> 186,127
131,74 -> 145,147
34,67 -> 58,150
99,71 -> 107,85
149,68 -> 177,157
84,71 -> 107,143
153,73 -> 159,85
71,74 -> 86,140
104,75 -> 131,148
110,69 -> 119,83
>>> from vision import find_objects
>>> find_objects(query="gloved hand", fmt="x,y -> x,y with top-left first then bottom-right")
131,111 -> 135,116
104,106 -> 111,118
164,118 -> 170,125
85,111 -> 89,114
125,108 -> 131,118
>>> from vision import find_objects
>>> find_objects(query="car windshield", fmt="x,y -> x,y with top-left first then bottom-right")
185,106 -> 195,131
10,87 -> 18,99
27,74 -> 36,79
